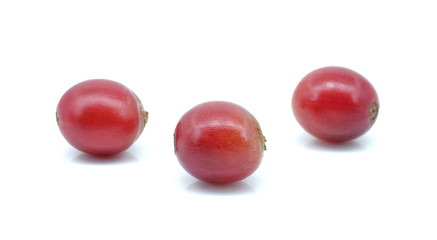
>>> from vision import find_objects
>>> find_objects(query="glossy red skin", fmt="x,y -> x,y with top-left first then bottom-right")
292,66 -> 379,142
174,101 -> 266,184
56,79 -> 147,155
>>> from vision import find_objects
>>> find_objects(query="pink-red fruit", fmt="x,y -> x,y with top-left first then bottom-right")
56,79 -> 148,155
174,101 -> 266,184
292,66 -> 379,142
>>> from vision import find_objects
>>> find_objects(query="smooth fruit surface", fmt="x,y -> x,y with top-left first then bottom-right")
174,101 -> 266,184
56,79 -> 148,155
292,66 -> 379,142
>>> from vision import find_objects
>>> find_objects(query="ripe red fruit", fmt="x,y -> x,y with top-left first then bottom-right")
56,79 -> 148,155
174,101 -> 266,184
292,66 -> 379,142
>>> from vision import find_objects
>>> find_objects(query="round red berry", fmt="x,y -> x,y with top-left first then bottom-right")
56,79 -> 148,155
292,66 -> 379,142
174,101 -> 266,184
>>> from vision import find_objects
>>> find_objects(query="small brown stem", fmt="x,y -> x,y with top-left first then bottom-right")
130,90 -> 148,138
369,101 -> 379,121
56,111 -> 60,126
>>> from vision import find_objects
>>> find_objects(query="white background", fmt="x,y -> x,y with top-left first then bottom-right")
1,0 -> 436,239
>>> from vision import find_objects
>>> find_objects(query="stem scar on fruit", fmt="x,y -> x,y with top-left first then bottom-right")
369,101 -> 379,121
